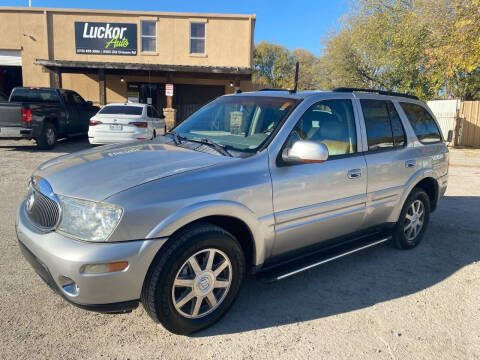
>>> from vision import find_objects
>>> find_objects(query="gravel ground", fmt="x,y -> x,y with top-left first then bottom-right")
0,138 -> 479,360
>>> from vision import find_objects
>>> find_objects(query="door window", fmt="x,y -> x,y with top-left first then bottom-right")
400,102 -> 442,143
361,99 -> 407,151
287,99 -> 357,156
147,106 -> 153,118
70,91 -> 86,106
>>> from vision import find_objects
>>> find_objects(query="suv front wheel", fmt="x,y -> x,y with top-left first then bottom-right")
141,223 -> 245,335
392,188 -> 431,249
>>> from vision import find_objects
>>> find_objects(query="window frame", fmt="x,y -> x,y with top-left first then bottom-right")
279,98 -> 361,164
189,22 -> 206,55
399,101 -> 443,144
140,20 -> 157,53
360,99 -> 408,154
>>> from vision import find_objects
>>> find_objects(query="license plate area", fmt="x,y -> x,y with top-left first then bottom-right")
109,124 -> 123,131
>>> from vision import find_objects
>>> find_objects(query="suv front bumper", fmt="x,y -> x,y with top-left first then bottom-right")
16,201 -> 167,313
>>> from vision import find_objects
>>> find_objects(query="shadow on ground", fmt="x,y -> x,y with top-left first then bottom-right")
195,195 -> 480,336
0,137 -> 91,154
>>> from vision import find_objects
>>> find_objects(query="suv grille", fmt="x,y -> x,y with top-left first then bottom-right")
25,180 -> 60,230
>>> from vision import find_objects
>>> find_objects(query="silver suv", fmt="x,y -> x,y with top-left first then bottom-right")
16,88 -> 449,334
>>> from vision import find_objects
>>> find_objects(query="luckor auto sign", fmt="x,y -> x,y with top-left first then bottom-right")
74,22 -> 137,55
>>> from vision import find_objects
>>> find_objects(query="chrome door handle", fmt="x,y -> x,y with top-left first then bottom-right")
405,160 -> 416,168
347,169 -> 362,179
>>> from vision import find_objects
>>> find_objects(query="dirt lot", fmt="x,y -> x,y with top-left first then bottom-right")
0,138 -> 479,360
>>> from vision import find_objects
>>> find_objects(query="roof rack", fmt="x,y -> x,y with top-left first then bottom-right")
332,87 -> 419,100
258,88 -> 290,92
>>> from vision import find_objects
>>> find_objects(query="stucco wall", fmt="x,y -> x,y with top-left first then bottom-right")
0,7 -> 254,90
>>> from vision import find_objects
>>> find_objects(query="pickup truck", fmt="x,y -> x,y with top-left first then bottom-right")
0,87 -> 99,149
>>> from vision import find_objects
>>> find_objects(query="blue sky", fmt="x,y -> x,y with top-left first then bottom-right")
2,0 -> 350,55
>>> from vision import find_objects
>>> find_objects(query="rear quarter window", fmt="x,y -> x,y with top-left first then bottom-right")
400,102 -> 442,143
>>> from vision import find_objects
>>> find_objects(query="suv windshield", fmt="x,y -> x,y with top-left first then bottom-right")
99,105 -> 143,115
174,96 -> 298,152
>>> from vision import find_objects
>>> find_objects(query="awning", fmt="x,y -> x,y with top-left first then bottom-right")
34,59 -> 251,79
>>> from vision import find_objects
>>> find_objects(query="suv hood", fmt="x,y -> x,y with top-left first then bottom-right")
34,140 -> 233,201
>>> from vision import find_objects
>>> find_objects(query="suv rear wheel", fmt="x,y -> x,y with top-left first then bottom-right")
392,188 -> 431,249
141,223 -> 245,335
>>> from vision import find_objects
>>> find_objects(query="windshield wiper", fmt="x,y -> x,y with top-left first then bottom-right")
167,132 -> 232,157
185,137 -> 232,157
166,131 -> 186,146
199,138 -> 233,157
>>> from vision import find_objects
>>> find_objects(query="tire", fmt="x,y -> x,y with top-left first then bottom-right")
141,223 -> 245,335
152,130 -> 157,139
164,125 -> 167,135
391,188 -> 431,249
36,122 -> 57,150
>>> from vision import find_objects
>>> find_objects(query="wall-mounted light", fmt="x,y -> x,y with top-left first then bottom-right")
120,77 -> 125,83
229,81 -> 234,87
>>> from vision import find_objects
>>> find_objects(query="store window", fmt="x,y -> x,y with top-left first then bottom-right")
141,21 -> 157,52
190,22 -> 206,54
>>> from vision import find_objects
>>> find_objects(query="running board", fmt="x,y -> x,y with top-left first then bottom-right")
257,236 -> 391,282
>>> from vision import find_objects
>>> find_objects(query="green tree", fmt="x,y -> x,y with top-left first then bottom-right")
253,41 -> 295,88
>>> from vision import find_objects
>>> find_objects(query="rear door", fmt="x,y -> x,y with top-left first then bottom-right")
69,91 -> 93,133
270,98 -> 368,257
60,90 -> 82,134
356,97 -> 416,228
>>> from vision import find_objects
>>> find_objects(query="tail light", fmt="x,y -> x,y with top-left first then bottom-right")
129,122 -> 148,128
89,120 -> 103,126
21,108 -> 32,123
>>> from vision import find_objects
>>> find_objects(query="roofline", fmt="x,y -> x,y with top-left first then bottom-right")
0,6 -> 256,20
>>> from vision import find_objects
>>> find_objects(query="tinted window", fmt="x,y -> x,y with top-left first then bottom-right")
10,88 -> 60,103
147,106 -> 153,117
288,99 -> 357,156
70,91 -> 86,105
387,102 -> 406,147
400,102 -> 442,143
152,107 -> 161,118
361,100 -> 394,151
99,106 -> 143,115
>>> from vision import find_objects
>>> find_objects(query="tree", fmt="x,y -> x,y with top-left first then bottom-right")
253,41 -> 295,88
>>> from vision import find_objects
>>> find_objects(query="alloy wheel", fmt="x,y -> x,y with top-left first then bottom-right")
171,248 -> 232,319
404,199 -> 425,242
46,128 -> 55,145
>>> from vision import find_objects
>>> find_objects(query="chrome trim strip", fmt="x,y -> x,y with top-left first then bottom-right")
275,237 -> 391,281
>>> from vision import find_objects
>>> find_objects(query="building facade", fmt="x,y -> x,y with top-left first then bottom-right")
0,7 -> 255,126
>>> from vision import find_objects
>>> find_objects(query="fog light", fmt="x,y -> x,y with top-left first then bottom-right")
58,275 -> 78,296
82,261 -> 128,274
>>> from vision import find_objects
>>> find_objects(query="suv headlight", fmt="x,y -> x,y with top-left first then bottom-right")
57,195 -> 123,242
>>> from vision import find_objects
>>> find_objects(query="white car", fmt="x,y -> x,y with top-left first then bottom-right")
88,103 -> 166,145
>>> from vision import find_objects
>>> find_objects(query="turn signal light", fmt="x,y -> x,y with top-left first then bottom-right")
82,261 -> 128,274
89,120 -> 103,126
21,108 -> 32,123
129,122 -> 148,128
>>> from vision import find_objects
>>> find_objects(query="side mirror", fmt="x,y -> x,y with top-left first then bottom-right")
86,100 -> 93,107
282,140 -> 329,165
447,130 -> 453,142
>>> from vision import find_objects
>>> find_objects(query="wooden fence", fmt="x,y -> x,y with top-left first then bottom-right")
458,101 -> 480,147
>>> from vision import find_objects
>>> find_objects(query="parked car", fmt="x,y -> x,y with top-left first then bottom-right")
16,88 -> 448,334
88,103 -> 166,145
0,87 -> 99,149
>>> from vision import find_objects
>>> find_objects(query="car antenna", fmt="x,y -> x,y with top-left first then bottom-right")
289,62 -> 299,94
